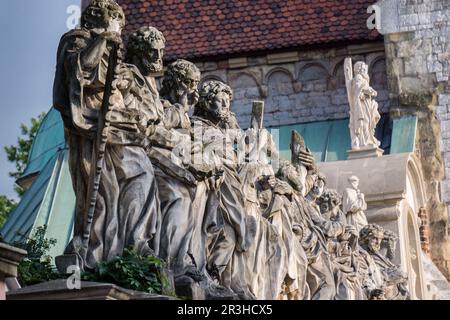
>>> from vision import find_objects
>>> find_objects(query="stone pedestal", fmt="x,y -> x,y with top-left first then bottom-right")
7,279 -> 177,300
347,147 -> 384,160
0,242 -> 27,300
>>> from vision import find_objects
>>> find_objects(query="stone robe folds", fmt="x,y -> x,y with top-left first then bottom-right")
53,29 -> 160,269
237,161 -> 288,300
349,74 -> 381,148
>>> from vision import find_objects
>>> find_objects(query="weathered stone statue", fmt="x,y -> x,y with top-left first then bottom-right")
49,3 -> 409,299
53,0 -> 161,270
317,190 -> 365,300
344,58 -> 381,151
124,27 -> 205,285
359,224 -> 410,300
160,59 -> 200,116
276,132 -> 336,300
257,173 -> 310,300
191,80 -> 258,299
343,176 -> 368,233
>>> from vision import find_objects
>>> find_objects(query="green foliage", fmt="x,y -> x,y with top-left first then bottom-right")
0,195 -> 17,229
82,248 -> 170,294
4,112 -> 46,196
13,225 -> 60,286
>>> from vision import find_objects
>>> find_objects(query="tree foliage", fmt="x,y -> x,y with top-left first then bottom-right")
0,113 -> 45,229
13,225 -> 60,286
0,195 -> 17,229
4,112 -> 46,196
82,248 -> 172,295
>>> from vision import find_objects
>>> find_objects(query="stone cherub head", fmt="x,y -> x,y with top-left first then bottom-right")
359,224 -> 385,254
81,0 -> 125,34
194,80 -> 234,123
125,26 -> 166,75
160,59 -> 201,107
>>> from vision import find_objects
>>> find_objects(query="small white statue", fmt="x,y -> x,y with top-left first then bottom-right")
343,176 -> 368,232
344,58 -> 381,150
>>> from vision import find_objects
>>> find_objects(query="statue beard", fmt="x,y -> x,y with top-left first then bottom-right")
140,57 -> 163,74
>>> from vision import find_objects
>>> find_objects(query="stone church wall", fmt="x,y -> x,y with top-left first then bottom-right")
194,43 -> 389,129
381,0 -> 450,279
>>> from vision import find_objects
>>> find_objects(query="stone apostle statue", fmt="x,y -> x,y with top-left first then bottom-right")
343,176 -> 368,233
344,58 -> 381,150
53,0 -> 161,271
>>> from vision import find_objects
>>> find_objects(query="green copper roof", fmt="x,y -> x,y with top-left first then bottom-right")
1,148 -> 75,258
270,118 -> 352,162
21,108 -> 66,179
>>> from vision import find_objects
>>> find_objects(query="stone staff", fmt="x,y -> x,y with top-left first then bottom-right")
82,43 -> 119,264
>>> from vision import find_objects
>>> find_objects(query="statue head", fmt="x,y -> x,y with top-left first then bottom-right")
309,173 -> 327,199
125,26 -> 166,75
348,175 -> 360,190
160,59 -> 201,103
276,160 -> 304,194
382,229 -> 398,261
353,61 -> 369,79
359,224 -> 385,254
317,188 -> 341,216
195,80 -> 233,122
81,0 -> 125,34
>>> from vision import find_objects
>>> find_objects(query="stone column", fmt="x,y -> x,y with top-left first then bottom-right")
377,0 -> 450,280
0,243 -> 26,300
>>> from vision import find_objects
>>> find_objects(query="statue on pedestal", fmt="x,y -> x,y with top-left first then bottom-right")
343,176 -> 368,233
344,58 -> 381,151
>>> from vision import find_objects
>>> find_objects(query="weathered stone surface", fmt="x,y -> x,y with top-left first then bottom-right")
7,280 -> 177,300
381,0 -> 450,279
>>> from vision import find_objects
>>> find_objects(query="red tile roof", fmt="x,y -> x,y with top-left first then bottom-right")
117,0 -> 380,61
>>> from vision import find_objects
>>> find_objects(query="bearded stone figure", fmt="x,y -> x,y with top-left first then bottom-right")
191,80 -> 259,299
359,224 -> 410,300
124,27 -> 206,286
344,58 -> 381,150
53,0 -> 161,271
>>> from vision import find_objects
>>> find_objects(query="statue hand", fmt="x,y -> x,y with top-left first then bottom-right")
101,31 -> 122,45
190,90 -> 200,106
297,148 -> 316,170
180,91 -> 190,112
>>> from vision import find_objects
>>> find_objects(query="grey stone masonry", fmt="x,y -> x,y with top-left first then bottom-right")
380,0 -> 450,279
193,43 -> 389,129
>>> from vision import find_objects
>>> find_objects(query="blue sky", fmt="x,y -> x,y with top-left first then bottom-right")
0,0 -> 80,199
